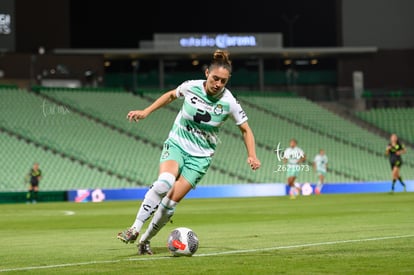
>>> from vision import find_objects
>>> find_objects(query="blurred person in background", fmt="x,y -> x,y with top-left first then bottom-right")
313,148 -> 328,194
25,162 -> 42,203
283,138 -> 306,199
385,133 -> 406,193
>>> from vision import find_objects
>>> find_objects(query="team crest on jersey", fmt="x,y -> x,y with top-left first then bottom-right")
213,104 -> 223,115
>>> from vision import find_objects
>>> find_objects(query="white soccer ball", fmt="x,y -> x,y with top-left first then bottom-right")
301,182 -> 313,196
167,227 -> 199,257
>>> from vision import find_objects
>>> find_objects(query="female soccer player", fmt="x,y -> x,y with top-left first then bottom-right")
313,148 -> 328,195
117,49 -> 261,255
283,138 -> 306,199
385,133 -> 406,192
25,162 -> 42,204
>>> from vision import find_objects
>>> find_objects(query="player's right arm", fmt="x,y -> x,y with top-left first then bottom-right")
127,90 -> 177,122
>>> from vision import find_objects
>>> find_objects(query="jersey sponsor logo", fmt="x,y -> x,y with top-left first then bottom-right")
186,124 -> 208,137
190,96 -> 212,106
190,96 -> 214,112
239,109 -> 247,119
193,109 -> 211,123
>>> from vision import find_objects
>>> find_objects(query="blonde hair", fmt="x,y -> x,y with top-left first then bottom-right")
209,49 -> 232,74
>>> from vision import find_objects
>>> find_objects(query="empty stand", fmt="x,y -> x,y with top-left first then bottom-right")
356,108 -> 414,144
2,87 -> 412,192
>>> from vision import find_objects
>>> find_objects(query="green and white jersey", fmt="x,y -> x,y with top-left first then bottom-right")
313,154 -> 328,172
167,80 -> 248,157
283,146 -> 305,165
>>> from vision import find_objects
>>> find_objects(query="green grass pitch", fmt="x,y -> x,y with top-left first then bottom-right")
1,193 -> 413,274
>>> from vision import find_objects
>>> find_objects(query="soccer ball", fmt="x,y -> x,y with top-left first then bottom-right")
167,227 -> 199,257
301,182 -> 313,196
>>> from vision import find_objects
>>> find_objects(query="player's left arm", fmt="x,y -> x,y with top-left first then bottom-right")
400,144 -> 407,155
238,122 -> 261,170
397,144 -> 407,155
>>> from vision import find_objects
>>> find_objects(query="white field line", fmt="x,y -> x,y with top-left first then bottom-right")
1,234 -> 413,273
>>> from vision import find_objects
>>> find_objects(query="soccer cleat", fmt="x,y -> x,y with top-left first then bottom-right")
117,228 -> 139,244
138,241 -> 153,255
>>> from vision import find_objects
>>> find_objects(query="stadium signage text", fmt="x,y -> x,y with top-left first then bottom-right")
179,34 -> 257,48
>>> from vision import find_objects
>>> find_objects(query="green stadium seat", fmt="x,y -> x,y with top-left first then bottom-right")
2,87 -> 412,191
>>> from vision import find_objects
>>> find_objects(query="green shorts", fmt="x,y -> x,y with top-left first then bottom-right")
316,170 -> 327,177
287,170 -> 299,178
160,140 -> 212,188
286,164 -> 300,178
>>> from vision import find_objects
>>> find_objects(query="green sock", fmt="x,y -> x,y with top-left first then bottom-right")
398,177 -> 406,187
33,191 -> 38,201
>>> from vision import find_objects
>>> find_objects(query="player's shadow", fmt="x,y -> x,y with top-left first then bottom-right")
120,246 -> 172,258
150,246 -> 170,255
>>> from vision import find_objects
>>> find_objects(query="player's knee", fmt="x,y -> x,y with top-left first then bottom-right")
151,172 -> 176,196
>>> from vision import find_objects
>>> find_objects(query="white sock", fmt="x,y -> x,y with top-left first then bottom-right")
131,172 -> 175,233
289,186 -> 298,196
131,188 -> 162,233
294,182 -> 302,194
317,180 -> 323,192
140,197 -> 177,243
